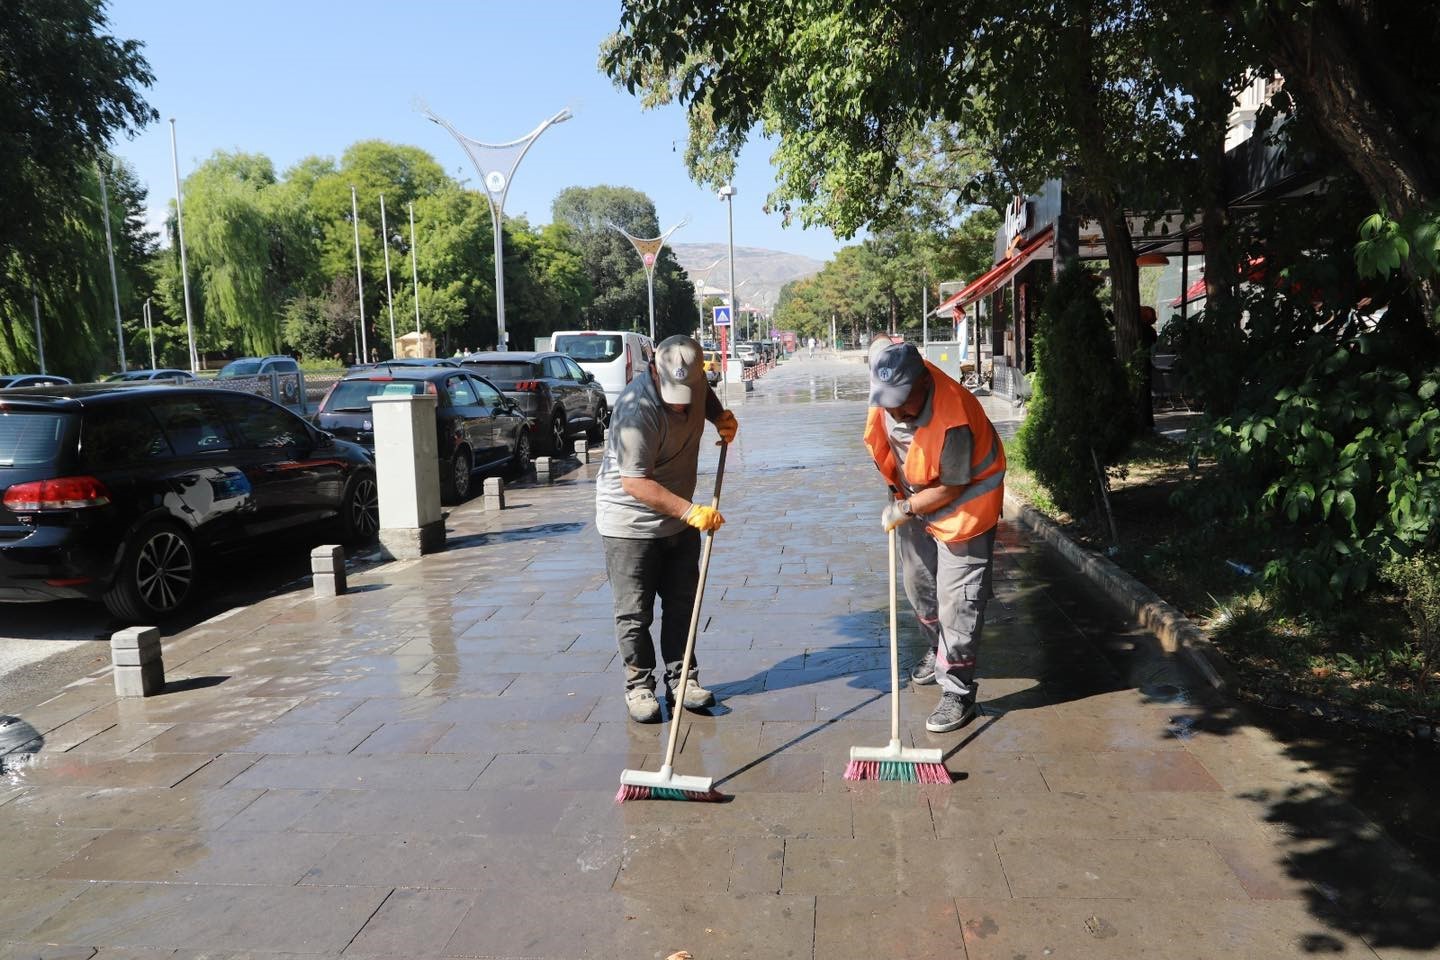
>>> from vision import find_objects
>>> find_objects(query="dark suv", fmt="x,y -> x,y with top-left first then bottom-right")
314,366 -> 531,503
0,384 -> 378,621
462,351 -> 608,454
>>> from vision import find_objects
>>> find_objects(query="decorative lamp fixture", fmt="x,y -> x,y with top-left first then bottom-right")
1136,253 -> 1170,266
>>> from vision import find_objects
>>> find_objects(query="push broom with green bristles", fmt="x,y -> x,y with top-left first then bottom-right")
844,525 -> 951,784
616,443 -> 729,803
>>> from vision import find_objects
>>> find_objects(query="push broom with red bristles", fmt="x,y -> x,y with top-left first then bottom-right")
844,525 -> 951,784
616,443 -> 729,803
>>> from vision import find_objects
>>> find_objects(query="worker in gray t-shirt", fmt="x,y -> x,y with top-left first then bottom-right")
595,335 -> 738,723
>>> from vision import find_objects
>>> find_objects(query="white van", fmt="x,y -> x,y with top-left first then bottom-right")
550,330 -> 654,405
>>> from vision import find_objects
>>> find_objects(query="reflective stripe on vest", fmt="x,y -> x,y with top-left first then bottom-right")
863,361 -> 1006,542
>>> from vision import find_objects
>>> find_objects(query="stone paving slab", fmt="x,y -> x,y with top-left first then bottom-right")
2,359 -> 1436,958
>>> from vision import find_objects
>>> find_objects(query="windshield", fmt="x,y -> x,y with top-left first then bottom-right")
325,379 -> 424,412
554,335 -> 623,364
0,411 -> 72,467
464,361 -> 539,384
218,360 -> 263,379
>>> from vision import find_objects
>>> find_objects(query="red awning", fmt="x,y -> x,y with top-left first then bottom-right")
933,226 -> 1054,317
1169,257 -> 1273,307
1170,276 -> 1207,307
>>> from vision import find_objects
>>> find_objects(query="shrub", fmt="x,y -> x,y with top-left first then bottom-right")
1382,552 -> 1440,694
1015,261 -> 1138,516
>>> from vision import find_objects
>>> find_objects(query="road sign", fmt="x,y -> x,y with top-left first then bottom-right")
713,305 -> 732,327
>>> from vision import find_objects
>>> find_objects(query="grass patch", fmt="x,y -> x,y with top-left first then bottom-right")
1008,424 -> 1440,720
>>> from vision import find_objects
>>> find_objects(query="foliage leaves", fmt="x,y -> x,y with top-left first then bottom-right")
1015,261 -> 1137,516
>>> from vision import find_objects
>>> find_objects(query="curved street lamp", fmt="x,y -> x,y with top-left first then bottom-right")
609,218 -> 688,342
424,104 -> 571,351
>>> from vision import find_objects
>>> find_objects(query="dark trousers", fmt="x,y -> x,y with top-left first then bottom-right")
602,529 -> 702,691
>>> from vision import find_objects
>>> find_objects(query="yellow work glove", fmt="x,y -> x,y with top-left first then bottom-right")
714,409 -> 738,445
683,503 -> 725,532
881,499 -> 913,532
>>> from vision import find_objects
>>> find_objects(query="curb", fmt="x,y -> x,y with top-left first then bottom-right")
1002,491 -> 1231,692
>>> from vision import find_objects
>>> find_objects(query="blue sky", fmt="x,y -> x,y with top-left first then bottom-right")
105,0 -> 847,263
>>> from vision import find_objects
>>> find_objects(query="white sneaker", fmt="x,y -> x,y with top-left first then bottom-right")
625,687 -> 661,723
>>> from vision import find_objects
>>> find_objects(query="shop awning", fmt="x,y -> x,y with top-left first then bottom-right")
930,226 -> 1054,317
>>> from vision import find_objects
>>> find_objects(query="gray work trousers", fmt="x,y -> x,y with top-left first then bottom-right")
895,521 -> 996,701
602,529 -> 702,691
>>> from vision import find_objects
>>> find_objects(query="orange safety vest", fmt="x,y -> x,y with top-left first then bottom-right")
863,360 -> 1006,542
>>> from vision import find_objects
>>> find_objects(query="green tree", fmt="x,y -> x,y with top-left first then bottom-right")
181,152 -> 315,356
1015,261 -> 1137,517
0,0 -> 156,314
551,185 -> 694,337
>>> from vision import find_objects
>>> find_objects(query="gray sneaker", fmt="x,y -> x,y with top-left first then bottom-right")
625,687 -> 661,723
926,692 -> 977,733
909,648 -> 938,685
666,673 -> 716,711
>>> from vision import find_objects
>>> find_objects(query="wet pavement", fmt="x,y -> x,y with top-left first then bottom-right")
2,354 -> 1438,959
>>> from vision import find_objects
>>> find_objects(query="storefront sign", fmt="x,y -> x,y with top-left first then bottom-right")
1004,196 -> 1030,257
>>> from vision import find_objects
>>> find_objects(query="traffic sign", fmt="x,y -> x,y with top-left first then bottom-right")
712,305 -> 732,327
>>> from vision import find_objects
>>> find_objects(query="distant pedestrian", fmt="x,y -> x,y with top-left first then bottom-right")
369,347 -> 379,364
596,335 -> 739,723
808,336 -> 816,358
865,339 -> 1005,733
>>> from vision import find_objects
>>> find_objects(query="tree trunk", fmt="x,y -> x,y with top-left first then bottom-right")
1258,2 -> 1440,319
1097,198 -> 1148,428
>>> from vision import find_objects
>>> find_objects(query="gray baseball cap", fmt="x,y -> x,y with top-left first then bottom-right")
654,335 -> 706,404
869,341 -> 925,407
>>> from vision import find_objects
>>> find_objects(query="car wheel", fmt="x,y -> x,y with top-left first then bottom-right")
509,429 -> 533,478
549,409 -> 568,454
443,447 -> 473,504
587,404 -> 608,444
103,521 -> 197,622
339,470 -> 379,545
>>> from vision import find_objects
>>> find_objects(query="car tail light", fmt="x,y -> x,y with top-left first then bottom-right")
3,476 -> 112,511
367,376 -> 395,382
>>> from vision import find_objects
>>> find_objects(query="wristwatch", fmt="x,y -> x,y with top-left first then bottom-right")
901,499 -> 914,517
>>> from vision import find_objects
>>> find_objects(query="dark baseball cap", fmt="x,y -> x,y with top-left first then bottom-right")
869,341 -> 925,407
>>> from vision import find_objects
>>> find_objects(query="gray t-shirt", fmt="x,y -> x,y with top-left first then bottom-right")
595,370 -> 707,538
884,390 -> 974,500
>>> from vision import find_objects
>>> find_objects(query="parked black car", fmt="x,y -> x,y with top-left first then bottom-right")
462,351 -> 608,454
0,374 -> 73,390
314,367 -> 531,503
0,384 -> 378,621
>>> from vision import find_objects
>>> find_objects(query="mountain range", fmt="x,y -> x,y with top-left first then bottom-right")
670,242 -> 825,310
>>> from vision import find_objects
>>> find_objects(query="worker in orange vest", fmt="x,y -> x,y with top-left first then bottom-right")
863,340 -> 1006,732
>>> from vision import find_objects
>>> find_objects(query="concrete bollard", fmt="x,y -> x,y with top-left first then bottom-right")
311,544 -> 346,597
534,456 -> 553,483
574,438 -> 596,464
111,626 -> 164,697
482,476 -> 506,510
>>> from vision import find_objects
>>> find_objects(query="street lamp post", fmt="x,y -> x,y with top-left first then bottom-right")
97,160 -> 126,372
718,184 -> 738,403
380,193 -> 397,355
350,185 -> 368,363
690,257 -> 724,340
168,119 -> 199,374
609,218 -> 687,342
409,202 -> 422,336
143,297 -> 156,369
424,104 -> 570,351
32,292 -> 45,374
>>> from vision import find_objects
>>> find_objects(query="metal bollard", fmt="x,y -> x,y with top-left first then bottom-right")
534,456 -> 553,483
482,476 -> 506,510
311,544 -> 347,597
111,626 -> 164,697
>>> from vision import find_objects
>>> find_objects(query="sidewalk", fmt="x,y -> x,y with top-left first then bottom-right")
1,357 -> 1436,959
